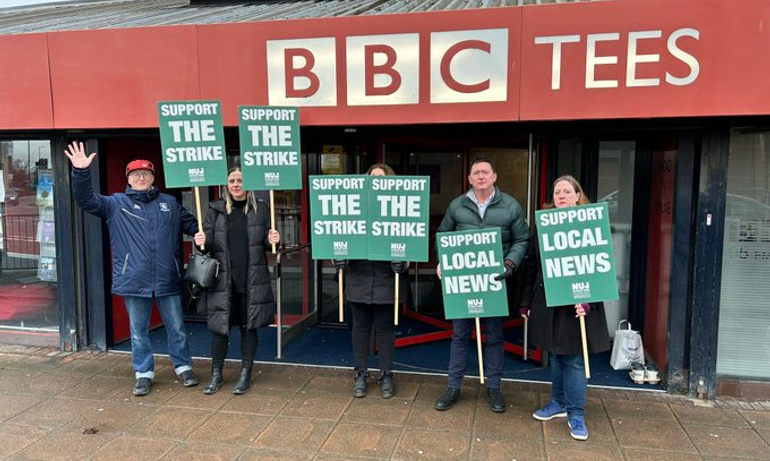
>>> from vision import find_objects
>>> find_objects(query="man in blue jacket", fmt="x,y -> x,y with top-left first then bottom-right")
65,141 -> 200,396
434,157 -> 529,413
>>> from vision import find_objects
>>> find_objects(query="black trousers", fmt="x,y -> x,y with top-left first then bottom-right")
350,301 -> 395,373
210,293 -> 258,369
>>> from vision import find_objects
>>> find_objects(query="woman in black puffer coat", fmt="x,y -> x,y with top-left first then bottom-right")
194,166 -> 280,395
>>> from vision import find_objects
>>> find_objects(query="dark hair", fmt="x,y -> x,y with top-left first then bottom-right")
470,157 -> 495,173
366,163 -> 395,176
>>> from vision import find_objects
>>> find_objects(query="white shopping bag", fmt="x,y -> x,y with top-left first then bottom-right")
609,320 -> 645,370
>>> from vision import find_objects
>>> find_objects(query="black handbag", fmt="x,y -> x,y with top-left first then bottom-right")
183,250 -> 219,289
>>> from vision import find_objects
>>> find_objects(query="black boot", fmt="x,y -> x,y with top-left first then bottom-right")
353,369 -> 369,398
203,367 -> 224,395
435,387 -> 461,411
379,371 -> 396,399
233,367 -> 252,395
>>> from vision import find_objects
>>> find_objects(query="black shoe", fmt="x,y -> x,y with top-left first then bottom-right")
133,377 -> 152,396
379,371 -> 395,399
487,389 -> 506,413
353,369 -> 369,398
178,370 -> 199,387
233,368 -> 252,395
203,368 -> 224,395
435,388 -> 461,411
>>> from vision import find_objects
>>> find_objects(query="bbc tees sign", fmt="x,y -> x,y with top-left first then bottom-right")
204,0 -> 761,125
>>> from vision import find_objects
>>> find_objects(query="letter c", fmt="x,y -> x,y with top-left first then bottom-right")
440,40 -> 491,94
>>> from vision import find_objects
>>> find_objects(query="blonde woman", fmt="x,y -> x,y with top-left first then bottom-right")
194,166 -> 280,395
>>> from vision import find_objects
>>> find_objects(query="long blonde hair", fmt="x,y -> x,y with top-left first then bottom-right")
224,166 -> 258,215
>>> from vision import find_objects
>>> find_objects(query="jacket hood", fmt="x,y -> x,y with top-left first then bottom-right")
210,197 -> 227,212
126,186 -> 159,203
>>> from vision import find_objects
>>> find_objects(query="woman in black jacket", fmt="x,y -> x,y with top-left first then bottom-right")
333,163 -> 409,399
520,175 -> 610,441
194,166 -> 280,395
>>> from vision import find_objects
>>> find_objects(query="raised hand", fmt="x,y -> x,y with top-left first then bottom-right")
64,141 -> 97,169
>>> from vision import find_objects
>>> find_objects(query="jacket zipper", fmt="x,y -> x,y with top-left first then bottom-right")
121,253 -> 130,274
120,208 -> 149,222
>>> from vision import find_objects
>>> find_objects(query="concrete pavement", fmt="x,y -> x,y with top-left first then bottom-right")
0,344 -> 769,460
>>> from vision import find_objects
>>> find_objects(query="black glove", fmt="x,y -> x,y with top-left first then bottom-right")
494,260 -> 515,281
391,261 -> 409,274
332,259 -> 347,271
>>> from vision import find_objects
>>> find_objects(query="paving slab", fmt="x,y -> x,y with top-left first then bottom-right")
392,428 -> 471,461
252,416 -> 335,452
610,417 -> 698,453
320,422 -> 401,458
10,428 -> 113,461
672,404 -> 751,428
683,424 -> 770,459
469,433 -> 546,461
0,424 -> 52,459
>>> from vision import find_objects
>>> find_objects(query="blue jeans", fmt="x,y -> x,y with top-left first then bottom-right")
447,317 -> 504,390
550,352 -> 587,419
124,295 -> 193,379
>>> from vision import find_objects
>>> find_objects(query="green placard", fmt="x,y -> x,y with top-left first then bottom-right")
437,228 -> 509,319
535,202 -> 619,306
368,175 -> 430,262
238,106 -> 302,190
309,175 -> 369,260
157,101 -> 228,188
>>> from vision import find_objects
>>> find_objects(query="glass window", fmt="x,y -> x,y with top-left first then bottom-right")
717,129 -> 770,379
0,140 -> 59,345
469,147 -> 529,207
596,141 -> 635,338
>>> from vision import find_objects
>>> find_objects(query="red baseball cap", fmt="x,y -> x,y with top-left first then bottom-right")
125,159 -> 155,177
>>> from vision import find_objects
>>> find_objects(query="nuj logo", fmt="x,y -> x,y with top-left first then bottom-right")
265,171 -> 280,186
572,281 -> 590,299
188,168 -> 205,182
467,298 -> 484,313
391,242 -> 406,257
333,241 -> 348,255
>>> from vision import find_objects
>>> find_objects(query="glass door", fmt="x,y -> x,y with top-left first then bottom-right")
383,145 -> 464,315
596,141 -> 636,338
0,139 -> 59,346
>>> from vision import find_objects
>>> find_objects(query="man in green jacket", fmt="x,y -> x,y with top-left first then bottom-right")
434,157 -> 529,413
